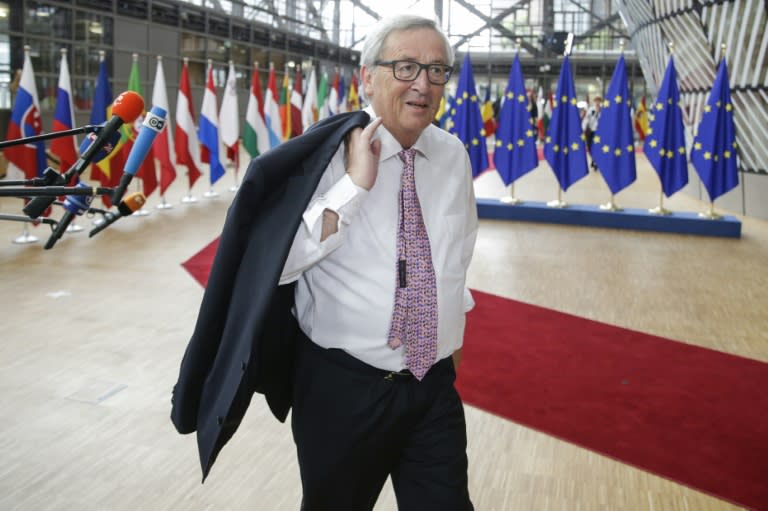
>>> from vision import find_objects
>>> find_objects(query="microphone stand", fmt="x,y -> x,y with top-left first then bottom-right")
0,125 -> 102,150
0,167 -> 71,187
0,186 -> 115,198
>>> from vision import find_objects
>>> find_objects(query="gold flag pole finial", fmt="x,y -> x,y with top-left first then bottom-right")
720,43 -> 727,61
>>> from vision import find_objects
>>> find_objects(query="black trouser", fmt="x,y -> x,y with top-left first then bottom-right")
291,332 -> 473,511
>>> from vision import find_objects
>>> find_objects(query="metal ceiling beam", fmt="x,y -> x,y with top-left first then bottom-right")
565,0 -> 625,36
305,1 -> 331,41
349,0 -> 381,20
451,0 -> 540,57
573,12 -> 624,42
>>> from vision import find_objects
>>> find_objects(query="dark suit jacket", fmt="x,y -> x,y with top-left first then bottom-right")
171,111 -> 371,480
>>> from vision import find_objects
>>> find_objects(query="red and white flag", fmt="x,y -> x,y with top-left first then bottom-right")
175,59 -> 202,189
151,56 -> 176,196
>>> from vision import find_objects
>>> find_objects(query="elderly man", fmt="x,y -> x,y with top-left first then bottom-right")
172,13 -> 477,511
281,14 -> 478,510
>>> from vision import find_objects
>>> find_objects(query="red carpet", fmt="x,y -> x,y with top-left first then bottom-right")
182,240 -> 768,510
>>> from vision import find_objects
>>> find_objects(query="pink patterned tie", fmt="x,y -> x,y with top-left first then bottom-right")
387,148 -> 438,380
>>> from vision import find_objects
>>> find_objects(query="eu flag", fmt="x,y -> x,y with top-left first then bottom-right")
591,55 -> 637,194
543,56 -> 588,190
493,54 -> 538,186
690,58 -> 739,201
644,55 -> 688,197
453,54 -> 488,177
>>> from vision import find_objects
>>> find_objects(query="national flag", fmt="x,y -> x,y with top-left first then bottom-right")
348,73 -> 360,111
539,90 -> 553,141
328,70 -> 340,116
280,71 -> 291,139
481,87 -> 497,137
439,94 -> 456,133
290,68 -> 303,138
50,49 -> 77,174
591,55 -> 637,195
117,54 -> 157,199
690,56 -> 739,201
301,67 -> 318,131
317,71 -> 329,120
493,54 -> 538,186
453,54 -> 488,177
543,56 -> 589,190
645,56 -> 688,197
243,62 -> 270,158
634,96 -> 649,141
264,63 -> 282,148
3,47 -> 46,180
88,52 -> 115,197
151,55 -> 176,196
435,96 -> 446,123
175,58 -> 203,189
199,62 -> 226,185
219,60 -> 240,166
338,74 -> 347,113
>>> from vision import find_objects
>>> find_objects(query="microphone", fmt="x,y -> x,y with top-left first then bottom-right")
89,192 -> 146,238
111,105 -> 167,205
44,182 -> 95,250
77,128 -> 122,165
24,90 -> 144,219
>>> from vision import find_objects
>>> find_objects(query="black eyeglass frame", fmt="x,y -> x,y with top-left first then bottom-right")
374,60 -> 454,85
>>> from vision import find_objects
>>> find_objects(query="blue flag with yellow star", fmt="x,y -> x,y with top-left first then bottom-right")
544,56 -> 588,190
438,94 -> 456,133
493,54 -> 538,186
644,55 -> 688,197
591,55 -> 637,194
690,58 -> 739,201
453,54 -> 488,177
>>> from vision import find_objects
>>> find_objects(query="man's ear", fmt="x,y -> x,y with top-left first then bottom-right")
361,65 -> 375,98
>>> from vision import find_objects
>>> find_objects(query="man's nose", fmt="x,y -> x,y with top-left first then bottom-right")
410,68 -> 431,91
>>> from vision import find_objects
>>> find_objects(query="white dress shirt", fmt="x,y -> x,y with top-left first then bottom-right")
280,107 -> 479,371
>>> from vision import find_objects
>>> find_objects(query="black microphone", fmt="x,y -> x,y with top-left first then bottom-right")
23,91 -> 145,220
44,182 -> 95,250
112,105 -> 167,204
89,192 -> 146,238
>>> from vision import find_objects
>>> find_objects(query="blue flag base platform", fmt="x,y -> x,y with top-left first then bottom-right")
476,198 -> 741,238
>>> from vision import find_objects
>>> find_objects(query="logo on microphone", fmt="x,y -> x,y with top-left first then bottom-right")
143,112 -> 166,131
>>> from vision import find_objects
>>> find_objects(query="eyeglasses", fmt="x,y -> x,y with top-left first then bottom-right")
374,60 -> 453,85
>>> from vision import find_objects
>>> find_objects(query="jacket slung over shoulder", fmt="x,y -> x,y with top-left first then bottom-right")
170,111 -> 371,480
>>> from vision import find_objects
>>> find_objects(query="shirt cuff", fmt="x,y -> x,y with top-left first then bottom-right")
302,174 -> 368,230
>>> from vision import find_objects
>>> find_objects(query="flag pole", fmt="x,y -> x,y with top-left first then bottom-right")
547,33 -> 574,209
649,41 -> 674,216
13,224 -> 39,245
599,40 -> 624,212
501,39 -> 523,205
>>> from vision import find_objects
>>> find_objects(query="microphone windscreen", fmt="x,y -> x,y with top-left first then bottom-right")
112,91 -> 145,123
116,192 -> 146,216
79,130 -> 121,163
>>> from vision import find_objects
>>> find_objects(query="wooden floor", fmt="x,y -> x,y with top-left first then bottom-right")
0,153 -> 766,510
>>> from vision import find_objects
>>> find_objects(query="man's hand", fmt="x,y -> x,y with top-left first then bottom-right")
346,117 -> 383,190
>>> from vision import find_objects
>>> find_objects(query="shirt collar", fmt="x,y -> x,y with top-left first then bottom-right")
363,106 -> 435,164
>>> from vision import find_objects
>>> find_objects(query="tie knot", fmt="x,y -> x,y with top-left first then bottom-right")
398,148 -> 417,169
